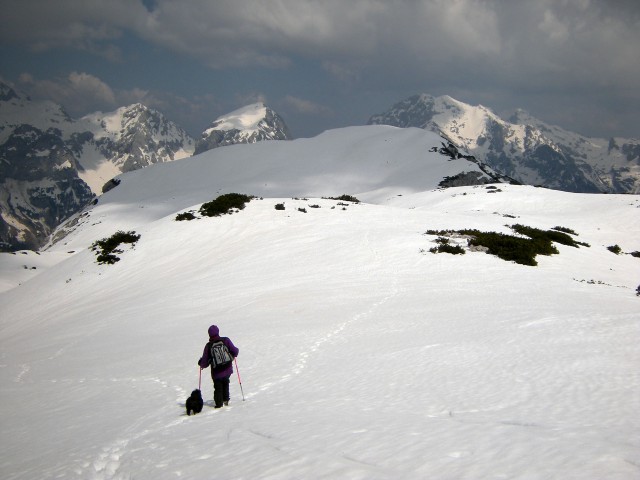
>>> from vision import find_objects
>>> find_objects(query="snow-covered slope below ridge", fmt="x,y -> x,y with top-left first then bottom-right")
0,124 -> 638,478
46,125 -> 509,249
369,94 -> 640,194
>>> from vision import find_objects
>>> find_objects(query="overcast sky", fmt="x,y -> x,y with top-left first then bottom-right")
1,0 -> 638,139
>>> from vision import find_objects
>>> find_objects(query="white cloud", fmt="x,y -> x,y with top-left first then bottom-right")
283,96 -> 332,116
18,72 -> 116,114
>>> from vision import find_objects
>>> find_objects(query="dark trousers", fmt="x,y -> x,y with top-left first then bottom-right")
213,377 -> 230,408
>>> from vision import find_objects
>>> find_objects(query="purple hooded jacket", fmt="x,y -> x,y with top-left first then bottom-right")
198,325 -> 239,380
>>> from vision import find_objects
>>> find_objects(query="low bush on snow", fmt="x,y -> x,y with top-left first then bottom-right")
324,194 -> 361,203
91,230 -> 140,264
429,237 -> 465,255
175,212 -> 196,221
607,244 -> 622,255
200,193 -> 253,217
426,224 -> 589,266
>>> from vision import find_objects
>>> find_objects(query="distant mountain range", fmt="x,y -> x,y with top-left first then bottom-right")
368,94 -> 639,194
0,81 -> 292,251
1,83 -> 638,251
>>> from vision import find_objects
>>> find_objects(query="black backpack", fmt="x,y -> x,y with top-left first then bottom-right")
209,339 -> 233,370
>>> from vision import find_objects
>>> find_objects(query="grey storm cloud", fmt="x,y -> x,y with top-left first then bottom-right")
1,0 -> 638,137
3,0 -> 638,77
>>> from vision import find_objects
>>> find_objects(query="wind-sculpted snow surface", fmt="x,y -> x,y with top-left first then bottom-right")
0,125 -> 639,478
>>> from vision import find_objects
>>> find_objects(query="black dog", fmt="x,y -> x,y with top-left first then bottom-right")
186,389 -> 204,416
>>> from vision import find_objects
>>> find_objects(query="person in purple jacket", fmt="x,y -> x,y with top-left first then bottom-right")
198,324 -> 239,408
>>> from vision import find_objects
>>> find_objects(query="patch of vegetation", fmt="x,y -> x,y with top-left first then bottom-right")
511,224 -> 587,249
425,224 -> 589,266
552,226 -> 577,236
607,244 -> 622,255
429,244 -> 465,255
175,212 -> 196,221
325,194 -> 360,203
430,244 -> 465,256
630,251 -> 640,258
275,203 -> 285,211
91,230 -> 140,264
428,236 -> 466,256
460,229 -> 547,266
200,193 -> 253,217
298,207 -> 307,213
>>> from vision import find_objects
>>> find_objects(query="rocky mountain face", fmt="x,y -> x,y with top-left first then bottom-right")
368,94 -> 639,194
0,84 -> 294,252
0,82 -> 195,251
195,103 -> 292,154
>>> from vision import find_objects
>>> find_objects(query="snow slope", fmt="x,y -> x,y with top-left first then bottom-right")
1,125 -> 639,480
45,125 -> 506,251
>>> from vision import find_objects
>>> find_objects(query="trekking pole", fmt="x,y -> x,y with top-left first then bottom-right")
234,358 -> 245,401
198,367 -> 202,391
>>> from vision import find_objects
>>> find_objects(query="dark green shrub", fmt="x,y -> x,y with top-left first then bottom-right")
461,229 -> 542,266
512,224 -> 574,251
426,224 -> 590,266
326,194 -> 360,203
91,230 -> 140,265
430,243 -> 465,255
630,251 -> 640,258
275,203 -> 285,211
552,226 -> 577,236
175,212 -> 196,221
607,244 -> 622,255
200,193 -> 253,217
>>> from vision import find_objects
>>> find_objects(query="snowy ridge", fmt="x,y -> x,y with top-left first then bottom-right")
47,125 -> 511,249
369,94 -> 640,193
1,125 -> 638,478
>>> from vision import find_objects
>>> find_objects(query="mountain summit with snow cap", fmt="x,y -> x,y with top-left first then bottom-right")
195,102 -> 292,154
369,93 -> 640,194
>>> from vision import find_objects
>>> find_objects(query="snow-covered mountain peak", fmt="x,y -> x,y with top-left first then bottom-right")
195,102 -> 292,154
0,88 -> 195,251
205,102 -> 268,134
369,93 -> 640,194
0,82 -> 73,137
0,81 -> 23,102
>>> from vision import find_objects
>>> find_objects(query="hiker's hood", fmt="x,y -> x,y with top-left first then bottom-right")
208,325 -> 220,338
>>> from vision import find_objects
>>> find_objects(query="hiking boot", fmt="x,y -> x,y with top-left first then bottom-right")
224,401 -> 229,406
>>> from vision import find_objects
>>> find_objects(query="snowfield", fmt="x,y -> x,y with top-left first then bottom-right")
1,126 -> 639,479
